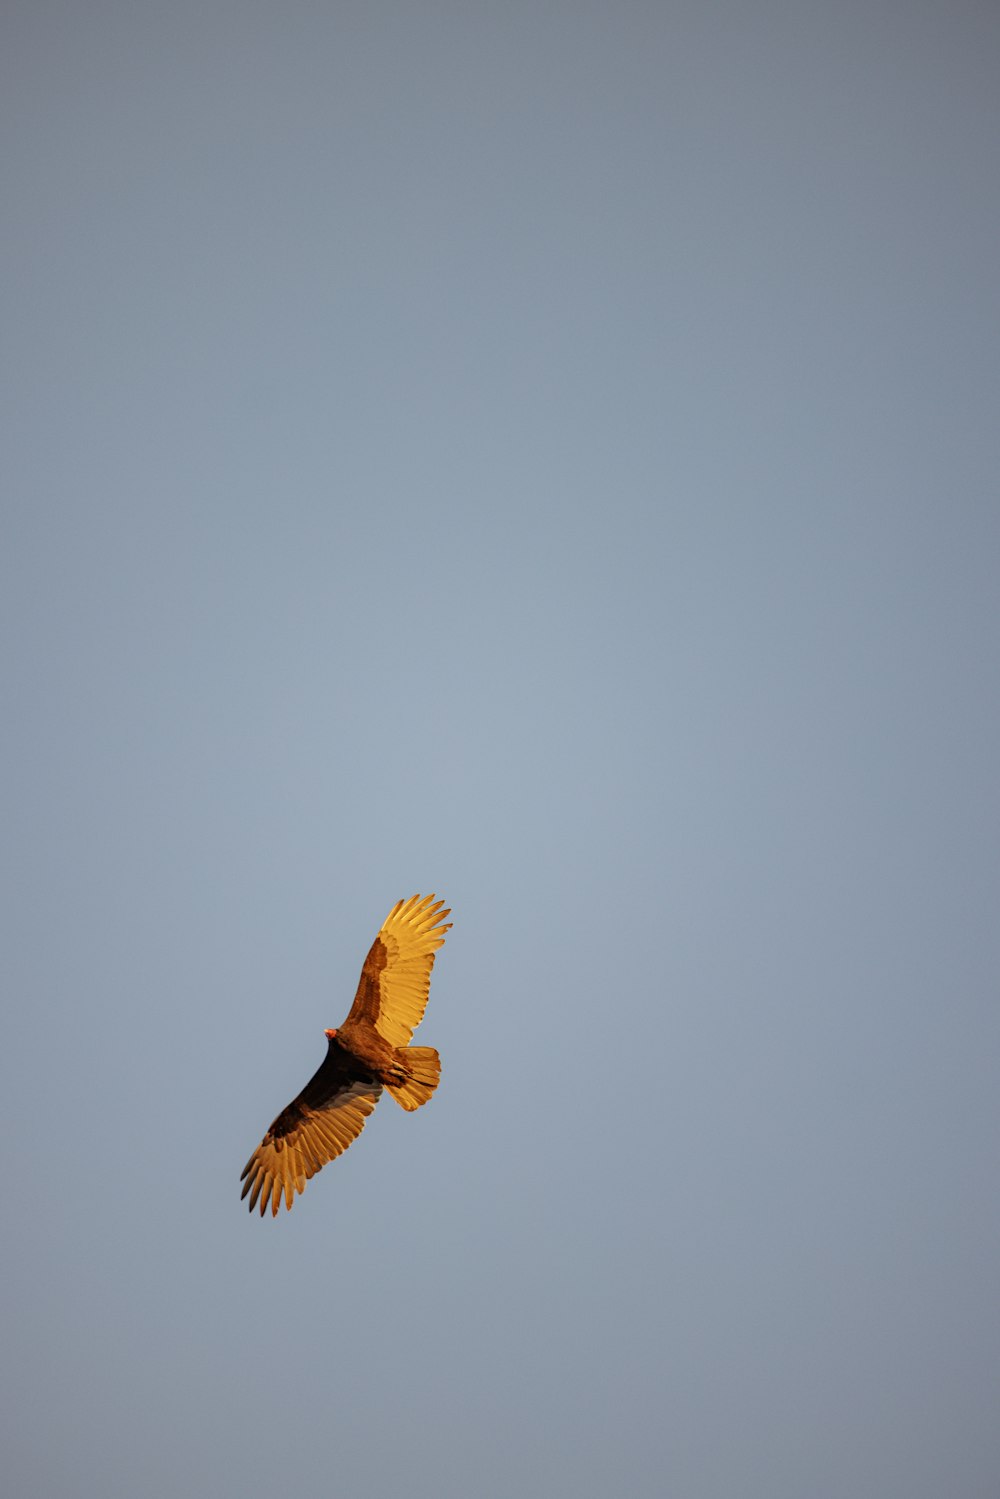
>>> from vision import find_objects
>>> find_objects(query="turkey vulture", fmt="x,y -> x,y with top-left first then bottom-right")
241,893 -> 451,1216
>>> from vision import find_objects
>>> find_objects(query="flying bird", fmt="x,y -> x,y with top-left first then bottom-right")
241,893 -> 451,1216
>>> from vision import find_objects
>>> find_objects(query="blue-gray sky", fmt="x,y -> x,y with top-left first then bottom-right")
3,4 -> 999,1496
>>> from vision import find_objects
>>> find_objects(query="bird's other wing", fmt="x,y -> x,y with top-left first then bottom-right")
240,1045 -> 382,1217
346,893 -> 451,1050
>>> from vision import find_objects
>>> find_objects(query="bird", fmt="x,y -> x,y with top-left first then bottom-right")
241,893 -> 451,1216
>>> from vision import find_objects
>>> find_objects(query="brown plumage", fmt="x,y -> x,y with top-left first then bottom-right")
241,894 -> 451,1217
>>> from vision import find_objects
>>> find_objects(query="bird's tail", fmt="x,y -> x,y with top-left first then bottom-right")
387,1047 -> 440,1111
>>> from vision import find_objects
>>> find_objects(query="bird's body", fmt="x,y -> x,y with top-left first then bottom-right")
333,1016 -> 405,1083
241,893 -> 451,1216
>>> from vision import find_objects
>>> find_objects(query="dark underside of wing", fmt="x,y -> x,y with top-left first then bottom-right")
241,1044 -> 382,1216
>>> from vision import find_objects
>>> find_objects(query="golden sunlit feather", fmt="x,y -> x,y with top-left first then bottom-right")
348,893 -> 452,1051
240,1081 -> 381,1216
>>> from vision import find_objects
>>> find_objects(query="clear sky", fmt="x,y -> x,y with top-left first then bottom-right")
3,4 -> 998,1496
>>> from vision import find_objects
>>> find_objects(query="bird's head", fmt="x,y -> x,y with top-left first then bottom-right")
324,1028 -> 338,1040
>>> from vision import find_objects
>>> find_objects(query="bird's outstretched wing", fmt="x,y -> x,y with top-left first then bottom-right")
240,1046 -> 382,1217
346,893 -> 452,1050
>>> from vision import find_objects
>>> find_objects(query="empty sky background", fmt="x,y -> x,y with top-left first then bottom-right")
3,4 -> 999,1496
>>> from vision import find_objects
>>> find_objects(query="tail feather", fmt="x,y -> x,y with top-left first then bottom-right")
387,1046 -> 440,1112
